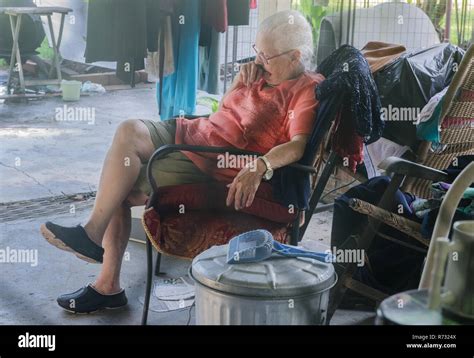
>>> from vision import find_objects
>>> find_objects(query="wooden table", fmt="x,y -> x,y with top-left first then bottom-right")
0,6 -> 72,93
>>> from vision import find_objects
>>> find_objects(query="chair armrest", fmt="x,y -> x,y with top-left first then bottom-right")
147,144 -> 316,193
171,114 -> 210,120
378,156 -> 449,182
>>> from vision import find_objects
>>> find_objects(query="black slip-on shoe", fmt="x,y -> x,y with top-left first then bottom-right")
40,222 -> 104,264
57,284 -> 128,314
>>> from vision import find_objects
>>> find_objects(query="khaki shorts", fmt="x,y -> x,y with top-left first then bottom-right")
132,118 -> 212,195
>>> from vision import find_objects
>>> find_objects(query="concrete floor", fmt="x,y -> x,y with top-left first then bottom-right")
0,86 -> 374,325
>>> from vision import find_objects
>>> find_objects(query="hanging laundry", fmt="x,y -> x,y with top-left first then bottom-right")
198,28 -> 221,95
84,0 -> 172,85
316,45 -> 384,171
201,0 -> 228,33
157,0 -> 201,119
227,0 -> 250,26
146,16 -> 175,81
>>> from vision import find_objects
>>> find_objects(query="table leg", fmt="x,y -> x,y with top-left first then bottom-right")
7,14 -> 25,93
47,14 -> 62,82
57,13 -> 66,49
48,13 -> 66,80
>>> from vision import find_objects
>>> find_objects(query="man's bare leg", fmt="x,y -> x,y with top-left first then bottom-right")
83,120 -> 155,245
93,192 -> 148,294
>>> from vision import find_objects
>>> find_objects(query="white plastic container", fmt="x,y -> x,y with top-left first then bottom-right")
60,80 -> 82,101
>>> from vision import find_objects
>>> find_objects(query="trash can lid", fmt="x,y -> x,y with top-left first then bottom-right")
191,244 -> 336,298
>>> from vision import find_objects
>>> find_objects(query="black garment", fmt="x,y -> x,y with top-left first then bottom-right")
316,45 -> 384,144
85,0 -> 148,62
84,0 -> 170,84
443,155 -> 474,186
227,0 -> 250,26
271,46 -> 383,210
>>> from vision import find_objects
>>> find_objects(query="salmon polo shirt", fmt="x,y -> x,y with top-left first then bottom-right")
175,71 -> 325,181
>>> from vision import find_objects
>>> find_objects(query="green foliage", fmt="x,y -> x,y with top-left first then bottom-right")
37,38 -> 54,61
197,97 -> 220,113
293,0 -> 328,46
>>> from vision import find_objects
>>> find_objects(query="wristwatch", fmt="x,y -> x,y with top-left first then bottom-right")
258,156 -> 273,181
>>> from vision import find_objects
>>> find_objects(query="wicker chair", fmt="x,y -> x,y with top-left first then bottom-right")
327,44 -> 474,322
404,44 -> 474,199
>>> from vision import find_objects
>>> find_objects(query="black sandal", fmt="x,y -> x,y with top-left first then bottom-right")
40,222 -> 104,264
57,284 -> 128,314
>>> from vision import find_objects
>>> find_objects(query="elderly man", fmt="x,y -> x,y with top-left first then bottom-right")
41,10 -> 324,313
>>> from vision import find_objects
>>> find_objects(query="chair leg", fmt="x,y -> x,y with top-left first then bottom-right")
154,252 -> 162,276
326,235 -> 358,323
299,151 -> 340,240
290,215 -> 300,246
141,238 -> 154,326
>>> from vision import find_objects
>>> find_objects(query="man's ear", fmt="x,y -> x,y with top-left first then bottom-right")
291,49 -> 302,63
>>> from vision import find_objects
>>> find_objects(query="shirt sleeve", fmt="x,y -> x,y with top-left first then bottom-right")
287,83 -> 319,139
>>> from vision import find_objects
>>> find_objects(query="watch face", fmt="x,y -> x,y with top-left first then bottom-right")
264,169 -> 273,180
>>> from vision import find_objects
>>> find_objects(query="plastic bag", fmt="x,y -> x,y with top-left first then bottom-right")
374,43 -> 465,149
81,81 -> 106,94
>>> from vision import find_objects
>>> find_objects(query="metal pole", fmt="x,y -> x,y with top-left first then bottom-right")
231,26 -> 238,82
445,0 -> 452,42
224,29 -> 229,93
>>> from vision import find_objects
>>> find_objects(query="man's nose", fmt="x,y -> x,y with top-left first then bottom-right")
254,54 -> 263,65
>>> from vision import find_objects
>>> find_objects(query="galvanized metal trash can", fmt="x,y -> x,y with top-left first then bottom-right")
190,244 -> 337,325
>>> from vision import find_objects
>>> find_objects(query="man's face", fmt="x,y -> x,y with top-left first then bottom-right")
254,32 -> 299,86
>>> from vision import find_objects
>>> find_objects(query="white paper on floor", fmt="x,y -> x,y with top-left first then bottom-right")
153,275 -> 195,301
138,275 -> 195,313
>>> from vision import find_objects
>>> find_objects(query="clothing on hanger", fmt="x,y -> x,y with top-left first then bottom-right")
85,0 -> 172,85
198,27 -> 221,95
158,0 -> 201,119
146,16 -> 175,81
201,0 -> 227,33
227,0 -> 250,26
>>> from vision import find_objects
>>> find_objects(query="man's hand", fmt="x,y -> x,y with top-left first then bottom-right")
226,159 -> 266,210
239,62 -> 264,87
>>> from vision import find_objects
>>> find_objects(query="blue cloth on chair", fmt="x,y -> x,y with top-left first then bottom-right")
271,95 -> 342,210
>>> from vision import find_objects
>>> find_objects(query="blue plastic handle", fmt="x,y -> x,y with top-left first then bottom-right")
272,241 -> 331,263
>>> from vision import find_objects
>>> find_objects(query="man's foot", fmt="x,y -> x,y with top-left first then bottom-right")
40,222 -> 104,263
57,284 -> 127,314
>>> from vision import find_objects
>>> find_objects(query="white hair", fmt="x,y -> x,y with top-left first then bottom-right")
258,10 -> 314,69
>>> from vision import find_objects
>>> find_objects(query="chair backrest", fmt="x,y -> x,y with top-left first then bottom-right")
405,45 -> 474,199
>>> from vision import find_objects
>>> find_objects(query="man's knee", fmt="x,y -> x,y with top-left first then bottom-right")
115,119 -> 145,142
115,119 -> 154,161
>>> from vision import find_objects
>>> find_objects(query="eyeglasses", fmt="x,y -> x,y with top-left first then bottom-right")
252,44 -> 294,65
